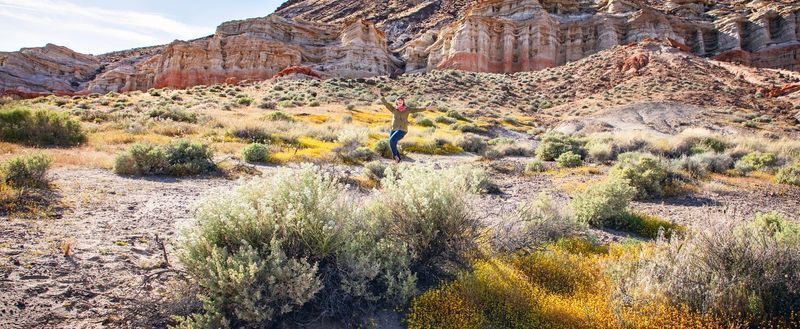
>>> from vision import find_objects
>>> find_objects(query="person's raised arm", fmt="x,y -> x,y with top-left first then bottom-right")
371,87 -> 395,112
408,102 -> 433,113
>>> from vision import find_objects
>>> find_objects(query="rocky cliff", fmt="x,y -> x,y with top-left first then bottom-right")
87,15 -> 401,93
405,0 -> 800,73
0,44 -> 102,97
1,0 -> 799,97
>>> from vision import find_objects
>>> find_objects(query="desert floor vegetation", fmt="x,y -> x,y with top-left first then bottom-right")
1,76 -> 799,328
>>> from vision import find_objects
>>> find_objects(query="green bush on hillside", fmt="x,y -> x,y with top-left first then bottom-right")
0,107 -> 85,146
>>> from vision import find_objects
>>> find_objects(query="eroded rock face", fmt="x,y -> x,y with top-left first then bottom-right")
0,44 -> 101,96
406,0 -> 800,73
2,0 -> 800,96
85,16 -> 399,92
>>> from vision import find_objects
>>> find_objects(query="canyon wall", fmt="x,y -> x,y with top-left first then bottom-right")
0,44 -> 102,97
1,0 -> 799,96
406,0 -> 800,73
1,16 -> 400,95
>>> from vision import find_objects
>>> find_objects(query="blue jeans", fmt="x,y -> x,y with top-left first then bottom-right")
388,130 -> 407,158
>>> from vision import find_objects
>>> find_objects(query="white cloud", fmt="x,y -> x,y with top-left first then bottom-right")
0,0 -> 212,54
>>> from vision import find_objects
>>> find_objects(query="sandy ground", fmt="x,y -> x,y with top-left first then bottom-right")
1,156 -> 799,328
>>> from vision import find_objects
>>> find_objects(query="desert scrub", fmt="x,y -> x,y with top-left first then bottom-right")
0,106 -> 85,146
617,212 -> 684,239
416,117 -> 435,127
1,153 -> 52,189
399,137 -> 463,155
241,143 -> 270,163
362,160 -> 388,181
610,152 -> 668,199
113,140 -> 215,177
524,160 -> 546,174
570,177 -> 635,227
674,152 -> 733,178
535,132 -> 585,161
776,162 -> 800,186
147,107 -> 197,123
263,111 -> 295,122
455,134 -> 488,154
449,122 -> 486,134
379,165 -> 486,281
445,109 -> 468,121
556,151 -> 582,168
496,193 -> 586,252
177,165 -> 416,327
621,212 -> 800,321
735,151 -> 777,175
373,139 -> 391,158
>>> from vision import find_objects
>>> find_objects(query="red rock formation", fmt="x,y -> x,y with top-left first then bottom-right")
758,84 -> 800,98
620,53 -> 650,75
274,66 -> 323,79
85,16 -> 400,93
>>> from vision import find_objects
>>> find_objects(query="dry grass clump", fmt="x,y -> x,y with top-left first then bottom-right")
618,211 -> 800,324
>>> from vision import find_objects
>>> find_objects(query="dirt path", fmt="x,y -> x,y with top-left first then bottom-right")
0,169 -> 238,328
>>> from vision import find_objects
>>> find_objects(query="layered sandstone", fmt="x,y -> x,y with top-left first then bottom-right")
404,0 -> 800,73
2,0 -> 800,97
85,16 -> 400,92
0,44 -> 101,97
1,16 -> 400,95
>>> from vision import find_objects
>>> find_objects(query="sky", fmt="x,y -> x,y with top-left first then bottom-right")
0,0 -> 285,54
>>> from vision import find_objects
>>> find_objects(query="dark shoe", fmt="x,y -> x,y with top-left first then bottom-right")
394,155 -> 401,163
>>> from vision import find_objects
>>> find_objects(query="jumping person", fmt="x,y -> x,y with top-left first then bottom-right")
371,87 -> 430,163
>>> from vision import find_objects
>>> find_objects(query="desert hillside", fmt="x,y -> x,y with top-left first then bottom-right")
2,0 -> 800,97
1,1 -> 800,329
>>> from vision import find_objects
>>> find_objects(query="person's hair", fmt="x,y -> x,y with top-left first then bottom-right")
396,97 -> 405,102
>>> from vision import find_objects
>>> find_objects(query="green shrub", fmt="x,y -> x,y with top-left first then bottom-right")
445,110 -> 467,121
556,151 -> 583,168
570,177 -> 635,227
380,165 -> 485,280
164,140 -> 216,176
236,97 -> 254,106
241,143 -> 270,163
113,143 -> 168,176
610,152 -> 668,199
449,123 -> 485,134
735,151 -> 777,175
416,118 -> 435,127
263,111 -> 295,122
0,107 -> 85,146
363,160 -> 388,181
258,101 -> 276,110
535,132 -> 585,161
1,153 -> 52,189
177,165 -> 416,327
147,107 -> 197,123
776,162 -> 800,186
751,212 -> 800,245
373,140 -> 391,158
114,140 -> 215,177
227,126 -> 272,144
455,134 -> 488,154
618,212 -> 684,239
434,115 -> 456,125
524,160 -> 546,174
